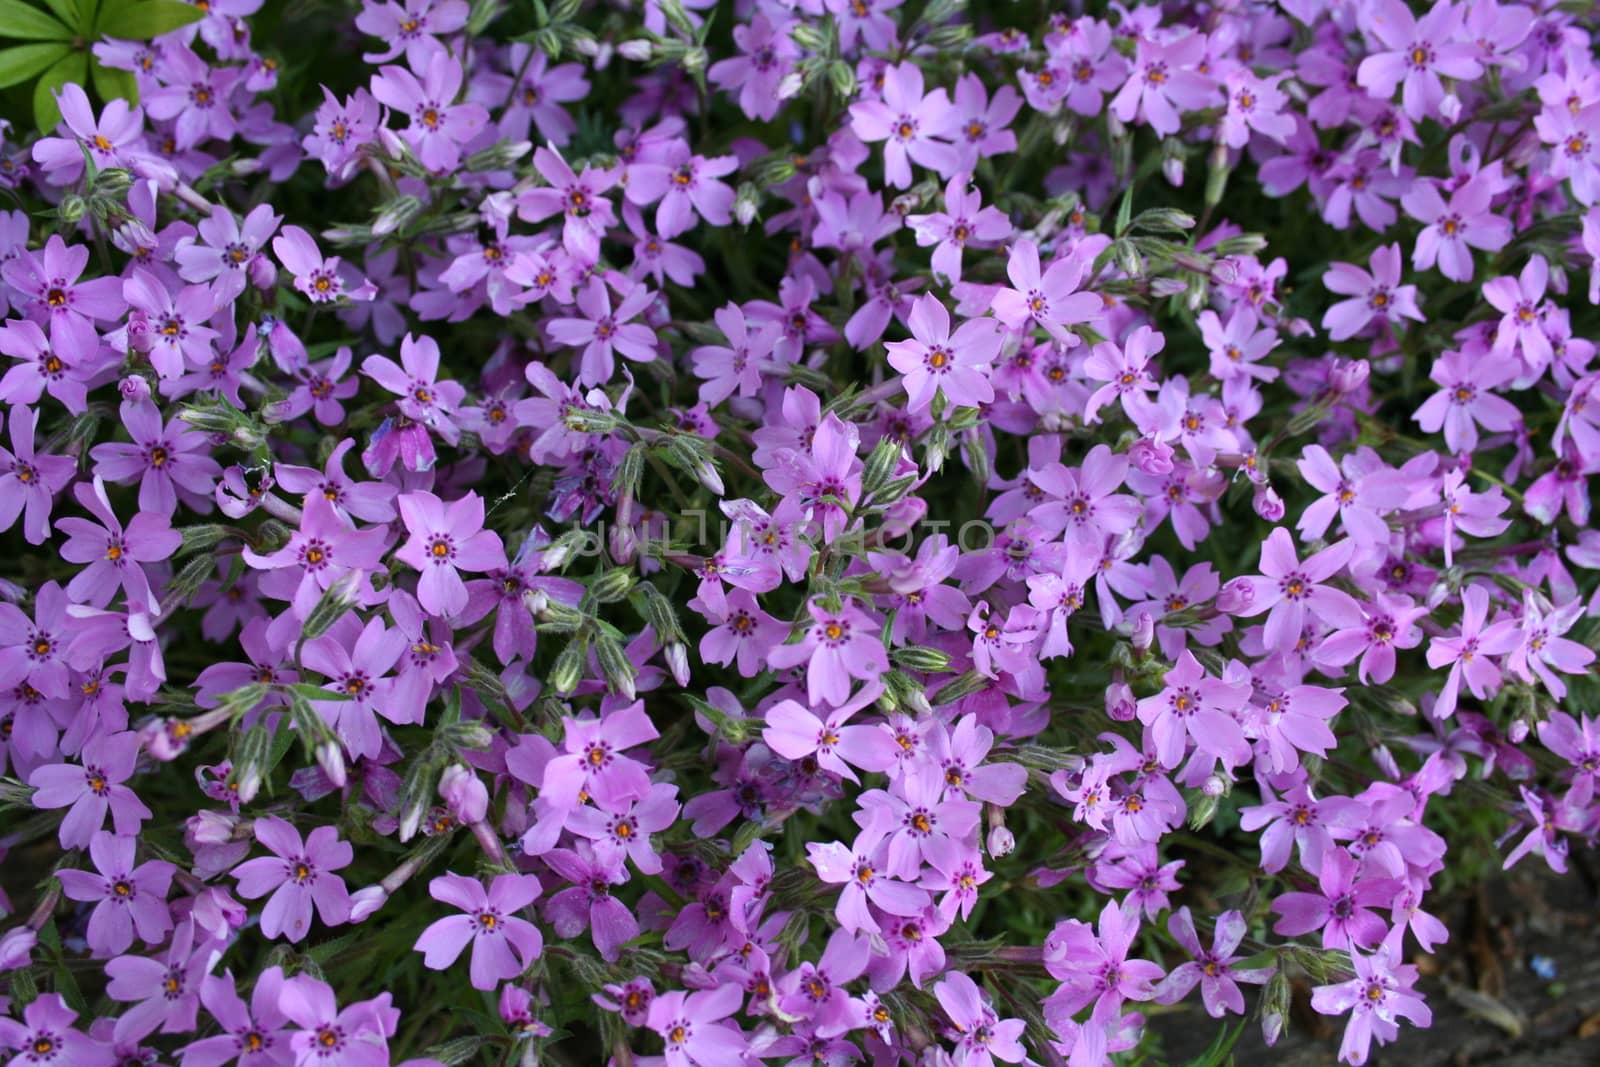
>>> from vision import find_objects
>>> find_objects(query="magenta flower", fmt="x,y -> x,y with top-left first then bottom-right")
885,293 -> 1002,410
629,146 -> 739,238
1425,584 -> 1520,719
1135,649 -> 1251,769
569,782 -> 680,876
175,203 -> 281,301
57,831 -> 175,957
304,614 -> 410,760
29,731 -> 151,848
543,844 -> 637,962
1315,591 -> 1427,684
0,318 -> 95,413
144,45 -> 241,147
849,61 -> 960,189
807,835 -> 930,935
0,994 -> 108,1067
763,683 -> 895,783
361,333 -> 467,443
1506,591 -> 1595,700
182,968 -> 293,1067
1400,172 -> 1510,282
231,816 -> 353,942
933,972 -> 1026,1066
1482,254 -> 1552,369
105,919 -> 216,1042
645,985 -> 746,1067
907,173 -> 1011,285
0,405 -> 74,544
415,873 -> 543,991
370,54 -> 487,172
768,599 -> 889,708
1154,908 -> 1272,1018
778,929 -> 870,1039
1413,348 -> 1520,452
516,147 -> 619,262
304,87 -> 382,178
708,14 -> 798,122
690,302 -> 779,404
547,276 -> 658,387
1321,243 -> 1423,341
278,977 -> 395,1067
124,269 -> 219,379
533,701 -> 659,817
1,234 -> 124,356
1356,0 -> 1481,122
354,0 -> 468,67
990,238 -> 1100,343
1232,527 -> 1361,650
272,226 -> 377,304
1272,846 -> 1396,950
1043,899 -> 1164,1025
1310,946 -> 1431,1065
487,44 -> 590,145
394,490 -> 507,618
241,492 -> 388,622
1111,32 -> 1216,136
32,83 -> 144,184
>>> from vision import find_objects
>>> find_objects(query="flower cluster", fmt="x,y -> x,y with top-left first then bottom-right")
0,1 -> 1597,1066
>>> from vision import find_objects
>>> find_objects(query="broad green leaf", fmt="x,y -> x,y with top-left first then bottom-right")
34,0 -> 80,34
90,56 -> 137,103
0,39 -> 66,88
32,48 -> 83,130
0,0 -> 69,39
96,0 -> 203,39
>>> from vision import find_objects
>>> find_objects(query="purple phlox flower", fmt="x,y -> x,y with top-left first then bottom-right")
1412,348 -> 1519,453
929,972 -> 1025,1066
761,411 -> 863,544
1434,470 -> 1510,566
278,976 -> 397,1067
1321,243 -> 1423,341
354,0 -> 468,66
275,439 -> 398,525
0,406 -> 73,544
849,61 -> 960,189
777,929 -> 869,1038
990,238 -> 1100,343
1314,591 -> 1427,685
394,490 -> 509,618
1111,31 -> 1216,136
907,172 -> 1011,285
569,781 -> 680,875
478,43 -> 588,145
966,601 -> 1043,683
29,731 -> 151,848
949,71 -> 1020,167
763,681 -> 895,783
1535,95 -> 1600,206
1506,591 -> 1594,699
1135,649 -> 1252,769
824,0 -> 901,52
304,87 -> 383,178
1082,324 -> 1163,423
180,967 -> 293,1067
530,700 -> 659,824
1400,170 -> 1511,282
1271,846 -> 1397,950
1154,907 -> 1273,1018
1357,0 -> 1482,122
626,143 -> 739,238
692,302 -> 781,404
547,275 -> 658,387
807,834 -> 930,935
1537,710 -> 1600,803
1310,945 -> 1431,1066
361,333 -> 467,443
645,984 -> 746,1067
516,147 -> 619,262
1,235 -> 123,364
708,14 -> 798,122
1109,557 -> 1229,661
1295,445 -> 1415,545
303,613 -> 409,760
1042,899 -> 1165,1025
176,204 -> 281,301
1481,254 -> 1553,372
272,226 -> 377,304
1251,681 -> 1346,773
57,830 -> 174,957
856,769 -> 981,880
1240,781 -> 1338,873
1027,444 -> 1142,546
594,976 -> 656,1027
810,185 -> 902,254
105,920 -> 218,1042
1091,843 -> 1183,919
33,83 -> 145,184
542,843 -> 637,962
1501,786 -> 1583,874
926,714 -> 1027,806
122,268 -> 219,379
767,599 -> 889,708
370,53 -> 488,172
143,45 -> 243,148
415,872 -> 542,991
1231,527 -> 1361,650
1219,69 -> 1293,147
885,293 -> 1001,410
231,816 -> 353,942
0,994 -> 112,1067
1199,305 -> 1280,383
1025,548 -> 1099,659
0,316 -> 96,413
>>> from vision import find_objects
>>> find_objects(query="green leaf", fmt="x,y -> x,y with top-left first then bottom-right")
0,0 -> 69,39
0,39 -> 65,87
32,48 -> 82,129
34,0 -> 81,33
90,56 -> 137,104
95,0 -> 202,39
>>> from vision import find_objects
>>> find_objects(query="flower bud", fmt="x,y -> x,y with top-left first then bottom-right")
1105,680 -> 1136,721
1329,357 -> 1370,395
986,825 -> 1015,857
549,640 -> 586,696
617,38 -> 653,61
1129,611 -> 1155,656
1215,577 -> 1255,615
372,194 -> 423,236
588,568 -> 635,604
119,374 -> 152,401
664,642 -> 691,687
439,764 -> 489,824
1253,484 -> 1286,522
0,927 -> 38,971
594,633 -> 638,700
1128,436 -> 1174,475
891,646 -> 953,673
349,886 -> 389,923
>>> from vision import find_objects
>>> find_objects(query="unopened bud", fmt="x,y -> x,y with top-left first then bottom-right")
618,38 -> 653,61
891,645 -> 952,673
593,634 -> 638,699
588,569 -> 635,605
439,764 -> 489,824
349,886 -> 389,922
372,195 -> 423,236
549,640 -> 585,696
1253,485 -> 1286,522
